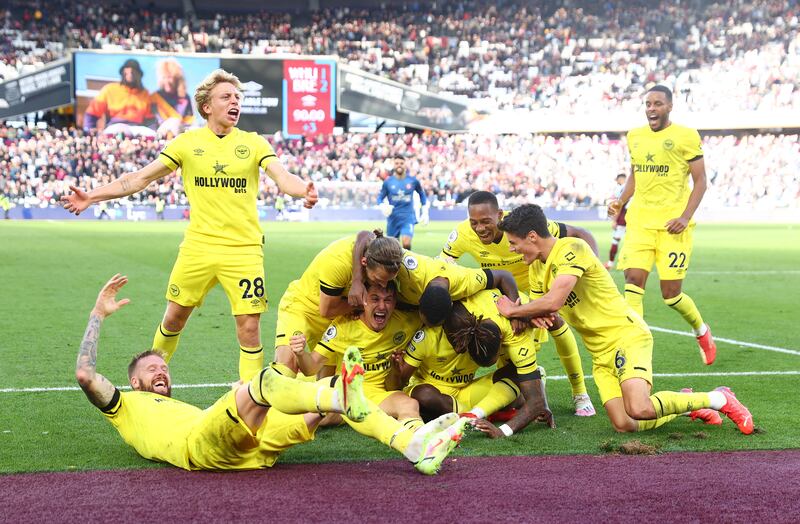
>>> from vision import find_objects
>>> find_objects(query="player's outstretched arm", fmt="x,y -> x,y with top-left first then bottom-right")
61,159 -> 172,215
75,274 -> 130,409
496,274 -> 577,319
667,157 -> 707,233
264,162 -> 318,209
472,371 -> 554,438
564,224 -> 599,256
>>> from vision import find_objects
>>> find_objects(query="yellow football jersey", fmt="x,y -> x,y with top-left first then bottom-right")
396,251 -> 488,305
282,235 -> 356,311
103,390 -> 202,470
159,127 -> 279,252
540,237 -> 649,355
404,326 -> 481,390
314,310 -> 421,388
441,217 -> 566,292
626,123 -> 703,229
460,289 -> 540,375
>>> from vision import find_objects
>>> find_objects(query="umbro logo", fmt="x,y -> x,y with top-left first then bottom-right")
193,148 -> 204,156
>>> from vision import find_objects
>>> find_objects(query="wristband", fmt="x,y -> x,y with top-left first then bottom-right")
499,424 -> 513,437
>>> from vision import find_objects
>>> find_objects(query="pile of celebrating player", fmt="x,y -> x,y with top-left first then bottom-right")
62,70 -> 754,476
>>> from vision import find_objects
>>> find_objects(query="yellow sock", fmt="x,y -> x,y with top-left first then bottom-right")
472,378 -> 520,416
664,293 -> 704,331
239,345 -> 264,382
637,414 -> 679,431
551,323 -> 586,396
247,368 -> 338,413
624,283 -> 645,317
343,400 -> 417,455
651,390 -> 711,417
270,361 -> 297,379
152,323 -> 181,362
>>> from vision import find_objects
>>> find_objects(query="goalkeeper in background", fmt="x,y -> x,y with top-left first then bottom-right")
378,154 -> 428,249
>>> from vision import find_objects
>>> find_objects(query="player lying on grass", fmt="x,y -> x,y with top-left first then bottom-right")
494,204 -> 754,434
399,289 -> 553,438
272,229 -> 402,378
75,275 -> 467,474
292,280 -> 472,452
438,190 -> 597,416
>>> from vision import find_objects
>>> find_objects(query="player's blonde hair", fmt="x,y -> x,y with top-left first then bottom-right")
194,69 -> 242,119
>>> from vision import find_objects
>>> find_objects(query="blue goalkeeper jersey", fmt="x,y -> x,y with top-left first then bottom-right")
378,174 -> 427,221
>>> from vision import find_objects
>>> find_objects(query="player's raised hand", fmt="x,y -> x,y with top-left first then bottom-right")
92,274 -> 130,319
61,185 -> 92,215
303,181 -> 318,209
607,199 -> 622,219
665,216 -> 689,234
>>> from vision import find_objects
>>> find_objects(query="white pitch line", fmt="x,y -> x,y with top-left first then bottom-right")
650,326 -> 800,356
3,372 -> 800,394
0,383 -> 230,394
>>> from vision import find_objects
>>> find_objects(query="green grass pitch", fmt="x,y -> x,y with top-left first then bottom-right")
1,220 -> 798,473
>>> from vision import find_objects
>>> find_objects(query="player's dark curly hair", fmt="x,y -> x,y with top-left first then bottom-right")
446,303 -> 502,366
128,350 -> 167,378
497,204 -> 551,239
364,229 -> 402,274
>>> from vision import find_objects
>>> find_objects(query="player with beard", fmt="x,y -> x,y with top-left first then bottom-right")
608,85 -> 716,365
378,155 -> 427,249
75,275 -> 465,475
63,69 -> 318,383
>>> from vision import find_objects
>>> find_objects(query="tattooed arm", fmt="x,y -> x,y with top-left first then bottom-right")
61,159 -> 172,216
75,274 -> 131,408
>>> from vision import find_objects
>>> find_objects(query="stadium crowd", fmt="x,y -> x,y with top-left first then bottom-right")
2,0 -> 798,113
2,125 -> 798,211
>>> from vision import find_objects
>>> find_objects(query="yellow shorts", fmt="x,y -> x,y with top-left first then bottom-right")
187,390 -> 314,471
404,374 -> 494,413
618,224 -> 694,280
166,246 -> 267,315
592,328 -> 654,405
274,294 -> 331,352
364,383 -> 397,406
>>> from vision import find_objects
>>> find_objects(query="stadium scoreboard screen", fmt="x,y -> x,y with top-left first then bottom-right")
72,51 -> 336,137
